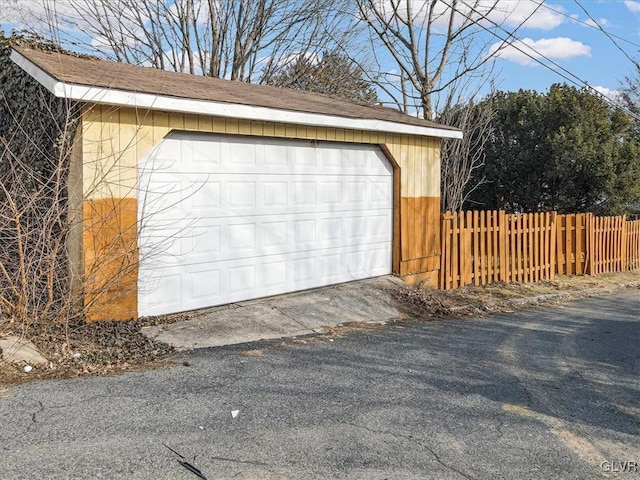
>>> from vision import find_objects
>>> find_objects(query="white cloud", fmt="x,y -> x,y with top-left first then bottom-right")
489,37 -> 591,66
624,1 -> 640,13
0,0 -> 76,27
583,17 -> 610,28
592,86 -> 621,101
488,1 -> 565,30
370,0 -> 564,31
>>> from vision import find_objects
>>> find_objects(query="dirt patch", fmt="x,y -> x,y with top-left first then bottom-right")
240,349 -> 266,358
0,318 -> 174,388
2,271 -> 640,388
398,271 -> 640,318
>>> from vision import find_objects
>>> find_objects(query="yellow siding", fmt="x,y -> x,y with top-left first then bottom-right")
117,108 -> 139,200
344,129 -> 353,143
168,113 -> 185,130
212,116 -> 226,133
238,119 -> 252,135
199,115 -> 213,132
185,114 -> 199,131
251,121 -> 263,136
81,106 -> 122,198
135,112 -> 155,180
152,111 -> 169,144
225,118 -> 239,134
316,127 -> 327,141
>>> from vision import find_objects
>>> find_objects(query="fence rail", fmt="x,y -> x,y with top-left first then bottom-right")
440,210 -> 640,290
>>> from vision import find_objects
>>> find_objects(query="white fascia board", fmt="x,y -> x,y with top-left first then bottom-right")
10,49 -> 59,94
11,49 -> 463,140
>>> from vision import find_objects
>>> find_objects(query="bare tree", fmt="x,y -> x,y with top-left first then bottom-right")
0,92 -> 89,332
18,0 -> 351,83
438,92 -> 494,211
354,0 -> 541,119
348,1 -> 547,210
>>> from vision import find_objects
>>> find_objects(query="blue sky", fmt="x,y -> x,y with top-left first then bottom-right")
0,0 -> 638,102
485,1 -> 639,97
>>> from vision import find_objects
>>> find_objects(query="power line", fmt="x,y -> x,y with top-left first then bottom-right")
539,1 -> 640,50
443,0 -> 640,122
571,0 -> 639,67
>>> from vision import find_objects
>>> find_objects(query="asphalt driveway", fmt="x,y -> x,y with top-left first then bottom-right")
1,290 -> 638,479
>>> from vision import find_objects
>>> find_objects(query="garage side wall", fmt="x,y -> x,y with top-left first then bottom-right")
80,105 -> 441,320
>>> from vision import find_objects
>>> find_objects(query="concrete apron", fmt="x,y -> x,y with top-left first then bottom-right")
141,276 -> 411,351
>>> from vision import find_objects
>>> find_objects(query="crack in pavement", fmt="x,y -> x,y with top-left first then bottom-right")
347,422 -> 475,480
269,306 -> 314,333
31,400 -> 43,424
209,455 -> 270,467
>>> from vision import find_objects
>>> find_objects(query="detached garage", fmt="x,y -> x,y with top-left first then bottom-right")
11,47 -> 462,321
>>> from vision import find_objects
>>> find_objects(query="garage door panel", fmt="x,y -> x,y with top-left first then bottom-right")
140,207 -> 391,272
368,214 -> 392,238
139,242 -> 392,316
368,245 -> 392,270
191,269 -> 221,299
263,260 -> 287,288
157,133 -> 394,176
368,180 -> 393,205
319,252 -> 342,279
144,172 -> 393,218
152,211 -> 391,264
138,270 -> 182,313
139,134 -> 393,316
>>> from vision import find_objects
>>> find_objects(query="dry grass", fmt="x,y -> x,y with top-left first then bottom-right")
400,271 -> 640,318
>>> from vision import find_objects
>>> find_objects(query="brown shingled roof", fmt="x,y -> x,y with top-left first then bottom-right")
13,46 -> 459,133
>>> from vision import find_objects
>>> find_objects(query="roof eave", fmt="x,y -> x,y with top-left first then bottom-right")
11,49 -> 463,140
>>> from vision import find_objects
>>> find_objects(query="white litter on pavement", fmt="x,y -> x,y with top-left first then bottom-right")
231,410 -> 239,419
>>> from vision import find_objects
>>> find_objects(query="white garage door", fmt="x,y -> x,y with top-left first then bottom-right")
138,132 -> 393,316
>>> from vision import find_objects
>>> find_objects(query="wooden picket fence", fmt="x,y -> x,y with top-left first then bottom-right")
555,213 -> 589,276
440,210 -> 640,290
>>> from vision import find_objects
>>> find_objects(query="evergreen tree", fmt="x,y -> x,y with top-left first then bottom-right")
470,84 -> 640,215
266,51 -> 378,105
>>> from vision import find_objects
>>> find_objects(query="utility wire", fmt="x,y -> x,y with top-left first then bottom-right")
573,0 -> 640,67
539,1 -> 640,50
446,0 -> 640,122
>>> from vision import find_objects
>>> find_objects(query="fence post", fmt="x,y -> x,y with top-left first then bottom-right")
498,211 -> 507,282
586,213 -> 594,275
510,214 -> 517,283
542,212 -> 549,279
473,210 -> 480,286
464,211 -> 473,286
516,214 -> 522,283
621,216 -> 628,272
556,214 -> 563,276
452,211 -> 459,289
479,210 -> 486,285
575,214 -> 583,275
549,212 -> 557,280
458,212 -> 466,286
439,212 -> 447,289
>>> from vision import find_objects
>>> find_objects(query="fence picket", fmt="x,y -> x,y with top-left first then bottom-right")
437,210 -> 639,291
549,212 -> 557,280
